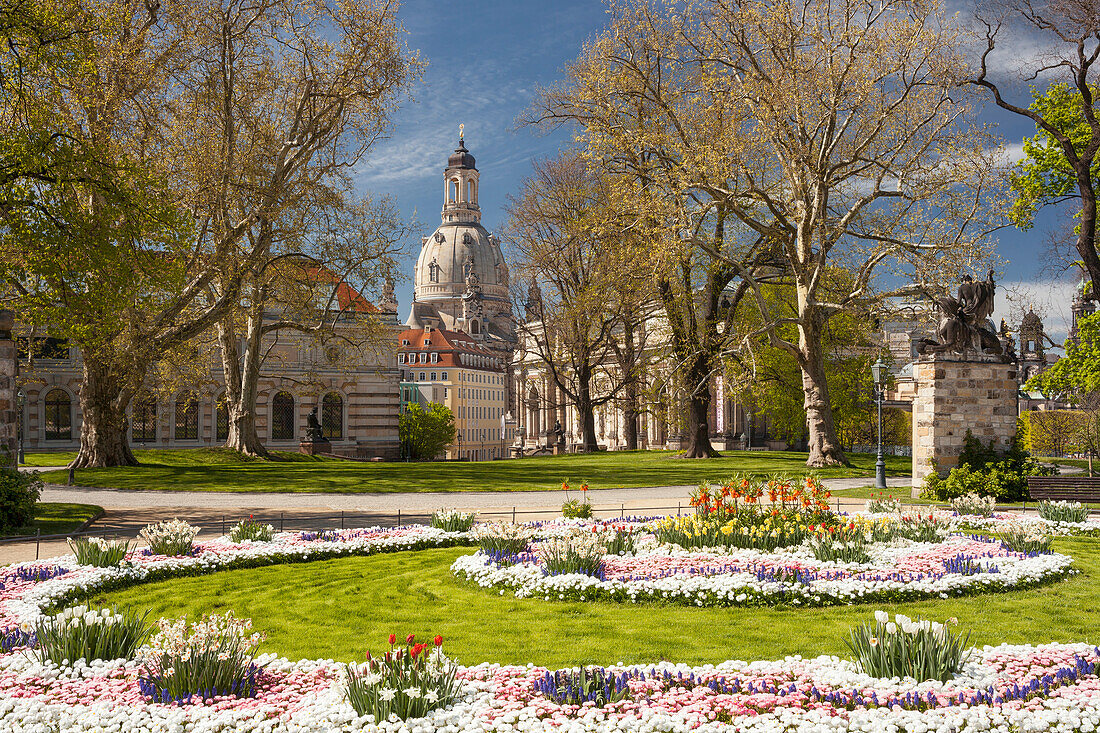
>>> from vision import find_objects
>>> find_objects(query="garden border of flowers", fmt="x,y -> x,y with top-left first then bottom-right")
3,520 -> 1100,732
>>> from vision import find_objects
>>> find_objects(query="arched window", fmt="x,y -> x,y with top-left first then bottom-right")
216,395 -> 229,442
43,389 -> 71,441
322,392 -> 343,440
271,392 -> 295,440
470,320 -> 480,335
174,391 -> 199,440
132,394 -> 157,443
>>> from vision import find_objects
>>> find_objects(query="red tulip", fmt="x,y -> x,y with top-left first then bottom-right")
406,633 -> 415,645
388,634 -> 396,645
434,635 -> 443,647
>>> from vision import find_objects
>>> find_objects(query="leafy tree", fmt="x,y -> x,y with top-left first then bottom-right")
973,0 -> 1100,293
1,0 -> 419,467
539,0 -> 999,466
1009,84 -> 1100,233
399,403 -> 456,461
1027,312 -> 1100,400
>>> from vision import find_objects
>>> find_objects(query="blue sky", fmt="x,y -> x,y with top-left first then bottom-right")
355,0 -> 1081,341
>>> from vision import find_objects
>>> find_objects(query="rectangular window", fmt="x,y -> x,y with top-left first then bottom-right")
431,372 -> 437,381
441,371 -> 448,380
431,353 -> 438,363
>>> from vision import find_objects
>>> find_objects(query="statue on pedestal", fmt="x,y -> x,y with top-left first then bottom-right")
917,269 -> 1005,357
305,407 -> 325,443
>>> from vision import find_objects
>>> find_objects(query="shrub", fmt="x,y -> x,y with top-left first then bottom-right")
138,611 -> 265,704
345,634 -> 460,721
0,466 -> 42,530
561,498 -> 593,519
537,531 -> 606,578
471,522 -> 532,555
532,666 -> 633,707
999,521 -> 1053,554
1037,500 -> 1088,523
68,537 -> 131,567
950,492 -> 997,517
33,605 -> 153,665
229,517 -> 275,543
846,611 -> 970,682
140,519 -> 199,556
921,433 -> 1053,502
865,493 -> 901,514
430,509 -> 477,532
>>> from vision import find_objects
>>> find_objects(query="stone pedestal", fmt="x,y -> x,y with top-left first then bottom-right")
911,355 -> 1017,493
299,439 -> 331,456
0,311 -> 16,466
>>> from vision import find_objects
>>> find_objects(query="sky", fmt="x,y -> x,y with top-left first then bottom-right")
355,0 -> 1084,343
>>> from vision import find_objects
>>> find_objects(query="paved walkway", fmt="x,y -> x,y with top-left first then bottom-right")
1,476 -> 914,565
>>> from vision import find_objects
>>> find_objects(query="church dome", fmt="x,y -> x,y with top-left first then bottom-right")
413,222 -> 509,303
447,139 -> 476,170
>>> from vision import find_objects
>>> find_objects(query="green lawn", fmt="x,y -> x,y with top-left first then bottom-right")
34,448 -> 910,494
91,538 -> 1097,668
0,502 -> 103,538
21,448 -> 333,468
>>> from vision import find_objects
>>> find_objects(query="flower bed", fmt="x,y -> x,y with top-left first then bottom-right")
3,638 -> 1100,731
452,518 -> 1075,608
0,521 -> 1097,731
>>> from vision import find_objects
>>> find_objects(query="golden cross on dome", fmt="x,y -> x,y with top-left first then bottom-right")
459,123 -> 464,140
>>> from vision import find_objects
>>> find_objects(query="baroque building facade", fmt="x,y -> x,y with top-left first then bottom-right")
15,288 -> 402,458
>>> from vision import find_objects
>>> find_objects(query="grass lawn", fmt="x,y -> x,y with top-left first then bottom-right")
33,448 -> 910,494
92,538 -> 1097,668
0,502 -> 103,538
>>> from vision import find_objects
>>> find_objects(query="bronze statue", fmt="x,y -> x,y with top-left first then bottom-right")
305,407 -> 325,442
917,270 -> 1004,357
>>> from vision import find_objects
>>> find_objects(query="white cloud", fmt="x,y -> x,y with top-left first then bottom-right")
993,279 -> 1080,345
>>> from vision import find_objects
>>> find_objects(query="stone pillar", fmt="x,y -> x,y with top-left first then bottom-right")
0,311 -> 16,466
911,355 -> 1018,493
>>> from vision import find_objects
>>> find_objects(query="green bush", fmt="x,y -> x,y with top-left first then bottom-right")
921,432 -> 1053,502
0,466 -> 42,530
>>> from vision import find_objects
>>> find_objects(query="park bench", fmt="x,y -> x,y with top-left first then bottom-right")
1026,476 -> 1100,504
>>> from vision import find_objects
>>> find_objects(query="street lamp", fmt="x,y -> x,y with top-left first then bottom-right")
16,388 -> 24,465
871,357 -> 887,490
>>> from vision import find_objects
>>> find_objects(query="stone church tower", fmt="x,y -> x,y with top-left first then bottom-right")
405,127 -> 513,342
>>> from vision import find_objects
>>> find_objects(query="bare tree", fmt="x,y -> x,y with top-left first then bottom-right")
506,155 -> 650,452
215,193 -> 408,457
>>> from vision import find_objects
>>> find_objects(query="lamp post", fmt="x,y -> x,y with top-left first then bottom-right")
16,388 -> 24,465
871,357 -> 887,490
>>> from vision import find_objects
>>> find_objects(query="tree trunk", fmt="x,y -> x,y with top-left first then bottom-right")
217,312 -> 271,458
1076,176 -> 1100,302
683,385 -> 717,458
797,307 -> 848,467
577,373 -> 600,452
70,356 -> 138,468
623,395 -> 639,450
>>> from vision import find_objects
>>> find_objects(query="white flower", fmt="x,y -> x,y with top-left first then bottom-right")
403,686 -> 422,699
424,689 -> 439,704
379,687 -> 397,702
874,610 -> 889,624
